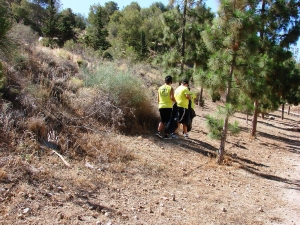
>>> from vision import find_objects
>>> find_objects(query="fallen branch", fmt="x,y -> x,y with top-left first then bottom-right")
52,150 -> 71,168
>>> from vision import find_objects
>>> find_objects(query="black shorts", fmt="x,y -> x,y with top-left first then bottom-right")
178,107 -> 188,124
159,108 -> 172,123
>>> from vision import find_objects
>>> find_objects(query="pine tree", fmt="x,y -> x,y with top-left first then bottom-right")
42,0 -> 59,48
202,0 -> 259,163
251,0 -> 300,136
86,4 -> 111,52
0,0 -> 15,61
160,1 -> 214,82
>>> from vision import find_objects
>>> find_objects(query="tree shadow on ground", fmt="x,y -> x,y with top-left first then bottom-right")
166,137 -> 218,158
257,131 -> 300,154
239,165 -> 300,188
165,137 -> 300,188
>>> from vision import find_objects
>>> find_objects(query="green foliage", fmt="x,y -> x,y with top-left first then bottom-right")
83,63 -> 146,107
206,114 -> 240,140
40,37 -> 60,48
205,115 -> 223,139
56,8 -> 76,46
41,0 -> 59,48
0,0 -> 15,61
14,54 -> 28,71
11,0 -> 46,34
0,61 -> 4,89
86,5 -> 111,52
159,3 -> 214,82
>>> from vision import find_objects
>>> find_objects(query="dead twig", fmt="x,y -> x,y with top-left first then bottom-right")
52,150 -> 71,168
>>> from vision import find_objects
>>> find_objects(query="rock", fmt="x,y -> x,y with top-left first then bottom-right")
85,162 -> 94,169
171,194 -> 176,201
23,208 -> 30,214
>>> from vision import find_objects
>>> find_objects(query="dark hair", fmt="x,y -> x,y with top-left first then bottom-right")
165,76 -> 172,83
182,79 -> 189,85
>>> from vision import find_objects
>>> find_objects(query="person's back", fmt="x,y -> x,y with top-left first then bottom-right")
175,85 -> 190,109
158,84 -> 173,109
174,80 -> 190,138
156,76 -> 175,139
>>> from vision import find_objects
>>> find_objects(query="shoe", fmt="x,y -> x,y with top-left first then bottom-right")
184,133 -> 189,139
156,132 -> 162,138
163,134 -> 171,139
170,133 -> 178,139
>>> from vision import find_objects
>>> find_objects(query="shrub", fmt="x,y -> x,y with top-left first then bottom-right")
8,23 -> 38,47
13,54 -> 28,71
205,115 -> 240,140
82,63 -> 158,133
68,77 -> 84,92
27,117 -> 47,141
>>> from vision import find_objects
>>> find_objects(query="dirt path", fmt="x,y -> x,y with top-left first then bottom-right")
1,104 -> 300,225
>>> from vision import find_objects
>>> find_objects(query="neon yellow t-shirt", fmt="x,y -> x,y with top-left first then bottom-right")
175,85 -> 189,109
189,91 -> 196,109
158,84 -> 173,109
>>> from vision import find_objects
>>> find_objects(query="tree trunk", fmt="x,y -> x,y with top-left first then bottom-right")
281,103 -> 284,120
246,113 -> 249,124
180,0 -> 187,76
218,114 -> 229,164
198,87 -> 203,106
251,100 -> 259,136
217,51 -> 236,164
288,105 -> 290,115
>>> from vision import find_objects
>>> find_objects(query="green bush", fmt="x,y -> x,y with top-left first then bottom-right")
84,63 -> 146,107
14,54 -> 28,71
205,115 -> 240,140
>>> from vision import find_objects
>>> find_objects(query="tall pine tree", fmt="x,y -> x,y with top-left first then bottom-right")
202,0 -> 259,163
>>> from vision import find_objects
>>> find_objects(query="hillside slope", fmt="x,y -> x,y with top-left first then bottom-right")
0,33 -> 300,224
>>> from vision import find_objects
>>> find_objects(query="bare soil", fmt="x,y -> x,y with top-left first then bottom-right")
1,102 -> 299,225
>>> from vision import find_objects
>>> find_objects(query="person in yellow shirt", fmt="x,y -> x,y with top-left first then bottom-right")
188,86 -> 197,131
174,79 -> 190,138
156,76 -> 176,139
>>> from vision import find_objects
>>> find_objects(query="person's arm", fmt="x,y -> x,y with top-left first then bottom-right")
157,91 -> 160,103
185,93 -> 191,100
170,88 -> 176,102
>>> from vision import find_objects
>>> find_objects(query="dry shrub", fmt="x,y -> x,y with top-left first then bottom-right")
67,77 -> 84,92
83,92 -> 126,131
27,117 -> 47,141
83,63 -> 160,134
64,87 -> 96,116
77,133 -> 134,165
9,23 -> 38,47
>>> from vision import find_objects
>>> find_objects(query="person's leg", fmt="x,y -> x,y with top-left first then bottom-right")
158,122 -> 164,132
182,124 -> 188,134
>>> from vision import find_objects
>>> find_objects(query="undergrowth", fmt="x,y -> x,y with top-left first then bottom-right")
0,24 -> 158,179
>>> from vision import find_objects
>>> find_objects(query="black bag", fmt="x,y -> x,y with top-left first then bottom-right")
165,103 -> 178,134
